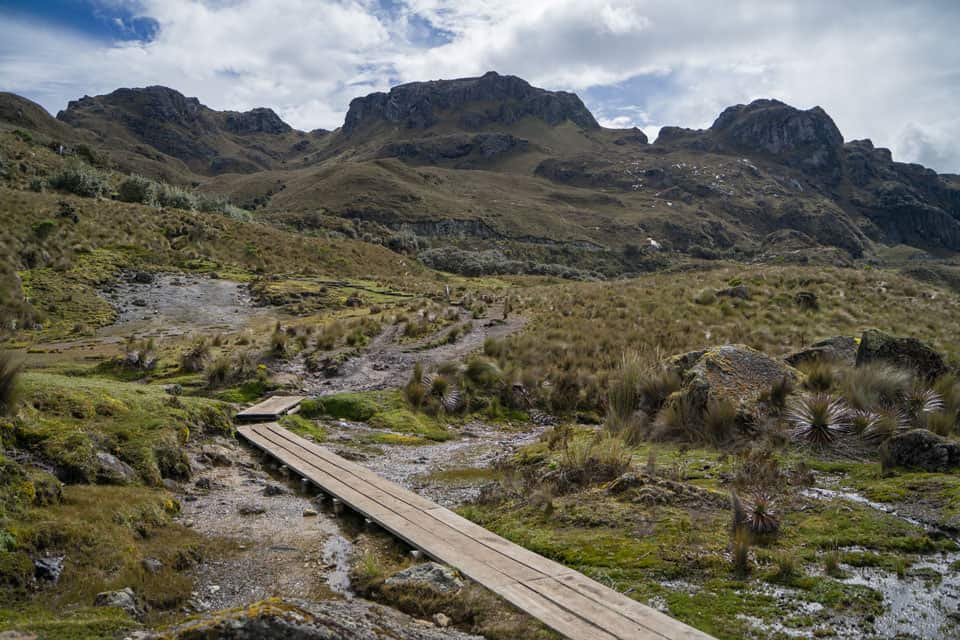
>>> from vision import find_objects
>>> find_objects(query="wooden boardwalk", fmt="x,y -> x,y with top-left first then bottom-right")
235,395 -> 305,422
237,421 -> 714,640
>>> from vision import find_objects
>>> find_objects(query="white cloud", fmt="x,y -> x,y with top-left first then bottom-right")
0,0 -> 958,172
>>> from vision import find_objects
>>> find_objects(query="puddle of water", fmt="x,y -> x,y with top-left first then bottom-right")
801,482 -> 960,638
321,535 -> 354,597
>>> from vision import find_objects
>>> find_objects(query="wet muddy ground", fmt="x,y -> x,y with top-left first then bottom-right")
177,441 -> 355,612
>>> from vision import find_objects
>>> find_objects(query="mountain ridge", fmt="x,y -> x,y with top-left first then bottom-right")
3,74 -> 959,276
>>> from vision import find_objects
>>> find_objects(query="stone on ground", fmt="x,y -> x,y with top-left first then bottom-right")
881,429 -> 960,472
785,336 -> 858,367
384,562 -> 464,594
856,329 -> 948,380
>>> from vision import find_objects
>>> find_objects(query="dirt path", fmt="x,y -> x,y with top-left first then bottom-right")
288,303 -> 526,396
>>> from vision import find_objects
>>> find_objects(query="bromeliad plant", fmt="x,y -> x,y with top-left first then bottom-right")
786,393 -> 850,447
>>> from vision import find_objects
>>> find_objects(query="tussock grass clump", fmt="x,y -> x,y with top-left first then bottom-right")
703,397 -> 739,445
731,526 -> 752,577
787,394 -> 850,447
800,361 -> 837,392
557,434 -> 632,489
605,351 -> 645,442
769,551 -> 801,582
179,337 -> 211,373
840,363 -> 913,411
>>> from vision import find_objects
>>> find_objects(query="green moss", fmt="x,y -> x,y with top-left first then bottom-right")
362,433 -> 431,446
216,379 -> 272,404
279,414 -> 326,441
13,373 -> 232,486
368,409 -> 449,441
304,391 -> 403,422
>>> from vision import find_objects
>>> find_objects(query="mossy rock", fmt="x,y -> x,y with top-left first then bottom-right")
856,329 -> 948,381
368,409 -> 449,441
672,344 -> 802,424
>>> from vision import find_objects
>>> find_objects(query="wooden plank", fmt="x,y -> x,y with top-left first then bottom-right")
426,506 -> 576,579
551,573 -> 714,640
260,422 -> 438,511
236,395 -> 305,421
524,576 -> 671,640
237,421 -> 715,640
496,581 -> 620,640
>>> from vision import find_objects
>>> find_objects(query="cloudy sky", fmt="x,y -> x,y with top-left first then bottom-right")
1,0 -> 958,172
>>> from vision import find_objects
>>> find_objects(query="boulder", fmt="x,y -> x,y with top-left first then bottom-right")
856,329 -> 948,380
131,271 -> 154,284
34,556 -> 64,583
94,587 -> 142,620
141,558 -> 163,574
200,444 -> 233,467
384,562 -> 463,594
136,598 -> 482,639
95,452 -> 138,485
785,336 -> 858,368
881,429 -> 960,472
669,344 -> 803,424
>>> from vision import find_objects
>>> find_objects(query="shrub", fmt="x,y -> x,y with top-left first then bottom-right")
117,174 -> 158,205
48,160 -> 108,197
0,352 -> 20,416
156,183 -> 197,210
786,394 -> 849,447
31,219 -> 57,239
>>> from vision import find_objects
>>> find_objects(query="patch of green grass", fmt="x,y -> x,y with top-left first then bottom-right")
362,433 -> 431,446
279,414 -> 326,442
301,390 -> 403,422
12,372 -> 232,485
216,379 -> 273,404
368,409 -> 449,441
425,467 -> 502,485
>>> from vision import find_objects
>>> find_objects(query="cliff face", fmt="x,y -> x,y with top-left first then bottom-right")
343,71 -> 599,134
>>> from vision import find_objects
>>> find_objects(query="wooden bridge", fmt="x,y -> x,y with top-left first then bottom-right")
237,397 -> 714,640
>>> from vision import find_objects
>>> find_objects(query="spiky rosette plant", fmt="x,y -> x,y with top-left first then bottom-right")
422,372 -> 462,413
786,394 -> 850,447
861,407 -> 910,444
743,492 -> 780,535
906,386 -> 945,422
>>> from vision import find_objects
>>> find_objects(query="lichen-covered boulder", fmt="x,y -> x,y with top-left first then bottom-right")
136,597 -> 483,639
856,329 -> 948,381
384,562 -> 463,594
94,587 -> 142,620
881,429 -> 960,472
670,344 -> 803,423
785,336 -> 858,368
95,452 -> 138,485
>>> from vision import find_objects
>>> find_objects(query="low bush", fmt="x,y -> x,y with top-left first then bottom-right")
48,161 -> 109,197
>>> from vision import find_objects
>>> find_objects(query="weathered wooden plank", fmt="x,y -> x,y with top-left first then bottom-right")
236,396 -> 305,421
551,573 -> 714,640
260,422 -> 438,511
495,581 -> 621,640
237,421 -> 715,640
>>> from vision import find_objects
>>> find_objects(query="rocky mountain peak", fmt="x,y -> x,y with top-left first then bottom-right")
222,107 -> 292,135
59,86 -> 206,127
708,98 -> 844,174
343,71 -> 599,135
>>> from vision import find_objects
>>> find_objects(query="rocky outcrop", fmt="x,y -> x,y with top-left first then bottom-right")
136,597 -> 483,639
384,562 -> 463,594
94,587 -> 142,620
343,71 -> 598,134
95,451 -> 138,485
222,107 -> 291,135
669,344 -> 803,422
709,99 -> 844,178
881,429 -> 960,471
855,329 -> 948,380
785,336 -> 858,368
